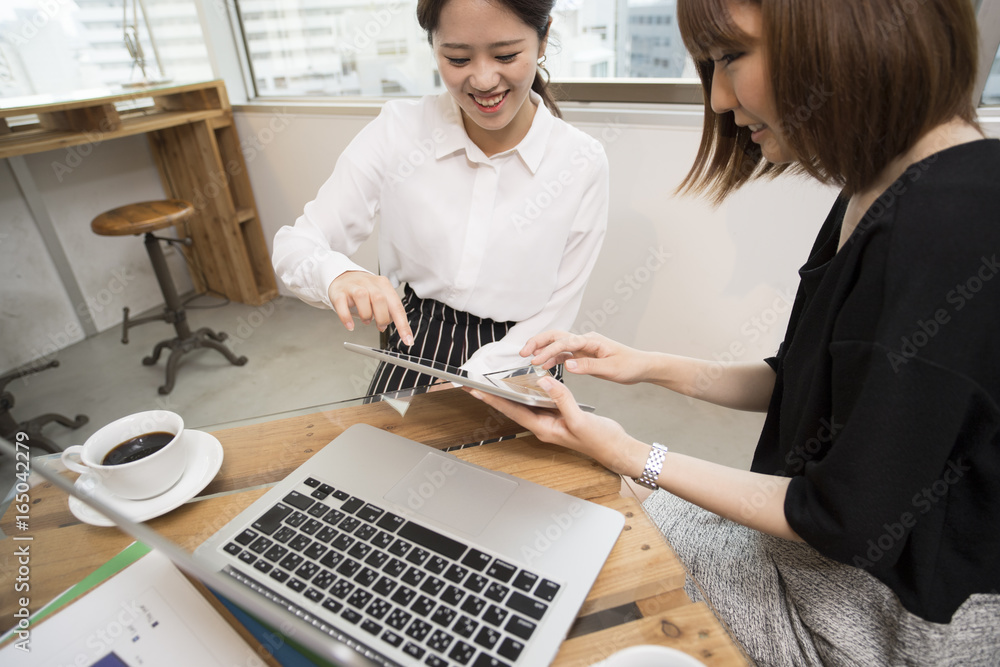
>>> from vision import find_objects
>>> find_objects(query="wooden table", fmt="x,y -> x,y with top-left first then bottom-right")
0,80 -> 277,307
0,388 -> 748,666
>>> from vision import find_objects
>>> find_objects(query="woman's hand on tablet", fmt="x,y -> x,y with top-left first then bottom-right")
467,376 -> 649,478
521,331 -> 648,385
329,271 -> 414,346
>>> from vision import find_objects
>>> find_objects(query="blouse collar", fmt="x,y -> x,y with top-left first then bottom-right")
435,90 -> 554,174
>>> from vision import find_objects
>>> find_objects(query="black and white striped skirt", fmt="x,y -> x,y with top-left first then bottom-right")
366,284 -> 525,396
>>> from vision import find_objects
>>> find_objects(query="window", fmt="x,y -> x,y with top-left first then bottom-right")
225,0 -> 1000,106
983,0 -> 1000,106
985,51 -> 1000,104
1,0 -> 998,108
229,0 -> 696,100
0,0 -> 212,99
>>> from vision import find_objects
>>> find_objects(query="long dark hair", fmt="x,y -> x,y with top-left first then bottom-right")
417,0 -> 562,118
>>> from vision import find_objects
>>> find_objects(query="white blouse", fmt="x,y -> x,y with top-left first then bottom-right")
272,92 -> 609,375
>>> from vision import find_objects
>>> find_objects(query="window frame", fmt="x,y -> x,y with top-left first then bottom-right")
978,0 -> 1000,104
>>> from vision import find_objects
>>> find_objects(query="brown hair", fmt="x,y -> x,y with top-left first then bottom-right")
677,0 -> 981,203
417,0 -> 562,118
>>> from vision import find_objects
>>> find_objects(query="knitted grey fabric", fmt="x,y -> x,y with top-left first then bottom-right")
642,490 -> 1000,666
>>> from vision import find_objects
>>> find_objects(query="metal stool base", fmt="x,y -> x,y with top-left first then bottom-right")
0,361 -> 88,454
141,326 -> 247,395
122,232 -> 248,395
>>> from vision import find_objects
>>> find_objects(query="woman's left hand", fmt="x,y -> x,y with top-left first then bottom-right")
468,377 -> 647,477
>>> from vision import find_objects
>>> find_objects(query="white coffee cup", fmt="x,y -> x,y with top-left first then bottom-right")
61,410 -> 188,500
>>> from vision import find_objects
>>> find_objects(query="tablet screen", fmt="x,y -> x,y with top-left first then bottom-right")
343,343 -> 596,412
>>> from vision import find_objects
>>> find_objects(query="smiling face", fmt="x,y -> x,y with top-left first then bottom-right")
707,2 -> 793,164
432,0 -> 548,154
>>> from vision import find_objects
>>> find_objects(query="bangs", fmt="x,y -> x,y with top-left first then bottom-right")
677,0 -> 756,62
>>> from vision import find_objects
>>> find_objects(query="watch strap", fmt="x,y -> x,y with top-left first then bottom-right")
634,442 -> 669,490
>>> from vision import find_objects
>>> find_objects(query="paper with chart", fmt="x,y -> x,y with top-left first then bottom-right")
1,549 -> 260,666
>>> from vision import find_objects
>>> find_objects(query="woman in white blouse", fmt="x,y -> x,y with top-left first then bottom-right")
272,0 -> 609,395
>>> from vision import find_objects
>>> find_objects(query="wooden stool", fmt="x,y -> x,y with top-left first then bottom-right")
91,200 -> 247,395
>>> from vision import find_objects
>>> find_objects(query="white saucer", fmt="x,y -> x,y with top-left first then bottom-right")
68,429 -> 224,527
590,645 -> 707,667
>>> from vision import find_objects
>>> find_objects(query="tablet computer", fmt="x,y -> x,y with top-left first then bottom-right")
344,342 -> 596,412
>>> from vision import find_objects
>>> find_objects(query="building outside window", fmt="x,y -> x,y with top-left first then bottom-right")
0,0 -> 998,107
1,0 -> 212,98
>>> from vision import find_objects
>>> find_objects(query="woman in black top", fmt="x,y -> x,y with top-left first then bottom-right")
469,0 -> 1000,663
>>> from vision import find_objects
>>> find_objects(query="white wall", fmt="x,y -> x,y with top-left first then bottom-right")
0,106 -> 838,376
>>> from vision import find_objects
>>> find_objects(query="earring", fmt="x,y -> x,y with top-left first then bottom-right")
537,55 -> 547,67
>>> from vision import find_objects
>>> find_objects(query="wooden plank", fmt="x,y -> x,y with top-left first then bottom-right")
635,588 -> 694,615
153,86 -> 223,113
553,601 -> 749,666
151,122 -> 235,298
148,125 -> 220,294
0,109 -> 222,160
212,122 -> 278,303
456,436 -> 621,500
0,80 -> 228,118
214,124 -> 254,212
185,119 -> 258,304
578,495 -> 688,616
37,103 -> 122,132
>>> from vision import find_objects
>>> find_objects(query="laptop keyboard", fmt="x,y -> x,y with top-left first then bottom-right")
220,475 -> 562,666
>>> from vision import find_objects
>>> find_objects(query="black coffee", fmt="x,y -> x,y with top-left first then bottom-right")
102,431 -> 174,466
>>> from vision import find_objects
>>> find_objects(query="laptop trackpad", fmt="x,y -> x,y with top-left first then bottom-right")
384,452 -> 518,536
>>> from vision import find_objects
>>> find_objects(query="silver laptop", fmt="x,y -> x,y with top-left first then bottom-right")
11,424 -> 624,666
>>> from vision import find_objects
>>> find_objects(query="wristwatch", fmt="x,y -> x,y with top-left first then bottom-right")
634,442 -> 669,490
